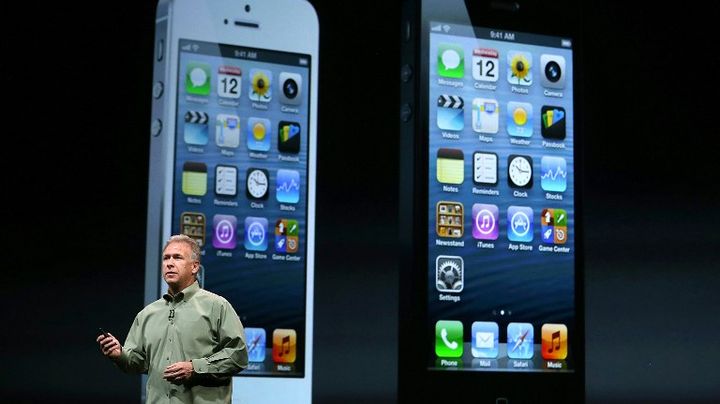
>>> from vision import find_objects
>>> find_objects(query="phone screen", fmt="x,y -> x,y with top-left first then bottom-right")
427,23 -> 576,373
172,39 -> 311,378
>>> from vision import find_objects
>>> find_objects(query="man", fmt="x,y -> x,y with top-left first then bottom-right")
97,234 -> 248,403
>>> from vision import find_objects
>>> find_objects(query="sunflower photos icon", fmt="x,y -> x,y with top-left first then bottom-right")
249,69 -> 272,102
507,50 -> 532,86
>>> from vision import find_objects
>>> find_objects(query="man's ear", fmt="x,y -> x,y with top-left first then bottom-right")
192,261 -> 200,275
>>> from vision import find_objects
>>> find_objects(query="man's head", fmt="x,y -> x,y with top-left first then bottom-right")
162,234 -> 201,293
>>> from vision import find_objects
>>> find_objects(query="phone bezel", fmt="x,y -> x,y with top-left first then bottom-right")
399,0 -> 585,402
146,1 -> 318,403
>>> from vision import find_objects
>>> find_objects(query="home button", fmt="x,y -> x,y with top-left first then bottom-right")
496,398 -> 509,404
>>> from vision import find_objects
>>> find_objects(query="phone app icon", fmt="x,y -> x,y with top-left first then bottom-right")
272,328 -> 297,364
249,68 -> 272,102
541,106 -> 566,140
435,320 -> 463,357
275,219 -> 299,253
471,98 -> 499,134
180,212 -> 206,248
276,169 -> 300,204
437,44 -> 464,78
436,201 -> 464,238
507,50 -> 533,86
215,114 -> 240,148
279,72 -> 302,105
541,208 -> 568,245
181,162 -> 207,196
507,206 -> 534,242
436,255 -> 463,293
245,328 -> 266,362
472,203 -> 499,240
215,165 -> 237,197
247,117 -> 271,152
507,102 -> 533,137
217,65 -> 241,99
472,48 -> 500,82
437,95 -> 464,131
507,322 -> 534,359
472,321 -> 499,358
540,54 -> 566,89
508,155 -> 533,189
541,156 -> 568,192
184,110 -> 209,145
541,323 -> 568,360
212,214 -> 237,250
246,168 -> 269,200
185,62 -> 211,95
473,151 -> 498,185
436,148 -> 464,184
278,121 -> 301,153
244,216 -> 268,251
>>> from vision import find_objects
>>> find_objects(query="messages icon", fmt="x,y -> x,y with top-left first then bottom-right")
437,44 -> 464,78
185,62 -> 211,95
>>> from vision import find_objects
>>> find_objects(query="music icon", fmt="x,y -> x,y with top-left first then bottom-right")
541,323 -> 568,360
212,214 -> 237,249
272,328 -> 297,364
472,203 -> 499,240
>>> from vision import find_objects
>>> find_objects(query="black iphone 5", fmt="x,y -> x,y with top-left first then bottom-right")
399,0 -> 584,402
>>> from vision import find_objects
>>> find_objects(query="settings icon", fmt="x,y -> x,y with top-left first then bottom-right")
436,255 -> 464,292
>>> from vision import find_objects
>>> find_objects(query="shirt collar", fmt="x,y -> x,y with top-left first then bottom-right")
163,281 -> 200,303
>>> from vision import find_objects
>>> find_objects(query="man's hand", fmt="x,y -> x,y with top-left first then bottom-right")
96,333 -> 122,359
163,361 -> 194,384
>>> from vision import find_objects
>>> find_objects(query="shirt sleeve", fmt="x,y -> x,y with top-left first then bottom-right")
114,313 -> 148,374
191,299 -> 248,376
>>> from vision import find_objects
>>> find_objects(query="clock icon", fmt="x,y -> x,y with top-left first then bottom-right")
246,168 -> 269,200
507,155 -> 533,188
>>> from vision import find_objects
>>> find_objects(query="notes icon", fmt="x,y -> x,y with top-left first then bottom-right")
272,329 -> 297,364
182,162 -> 207,196
437,148 -> 464,184
541,323 -> 568,360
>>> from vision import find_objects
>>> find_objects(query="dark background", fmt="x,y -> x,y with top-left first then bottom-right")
4,1 -> 719,403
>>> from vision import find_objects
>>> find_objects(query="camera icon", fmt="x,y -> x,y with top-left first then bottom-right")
540,54 -> 566,89
279,72 -> 303,105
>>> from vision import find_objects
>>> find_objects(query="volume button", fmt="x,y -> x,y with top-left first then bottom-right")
151,119 -> 163,137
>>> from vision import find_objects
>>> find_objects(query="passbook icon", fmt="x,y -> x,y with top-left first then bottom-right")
436,148 -> 464,184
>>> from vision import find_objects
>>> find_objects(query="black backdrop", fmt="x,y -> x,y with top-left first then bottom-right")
4,1 -> 719,403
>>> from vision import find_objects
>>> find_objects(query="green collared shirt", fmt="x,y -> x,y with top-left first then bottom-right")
115,281 -> 247,403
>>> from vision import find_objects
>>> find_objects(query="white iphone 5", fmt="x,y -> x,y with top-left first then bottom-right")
145,1 -> 318,402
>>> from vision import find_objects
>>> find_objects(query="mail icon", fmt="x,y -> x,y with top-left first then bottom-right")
471,321 -> 499,358
475,332 -> 494,348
